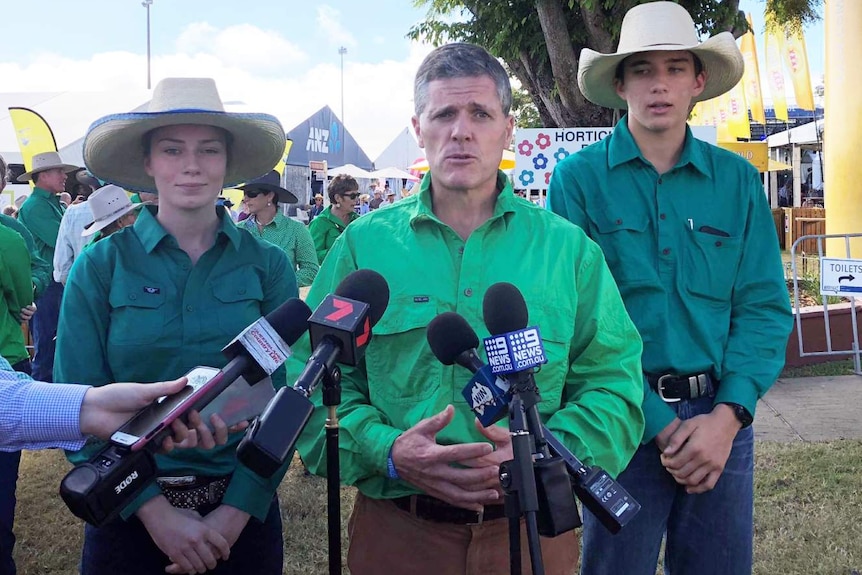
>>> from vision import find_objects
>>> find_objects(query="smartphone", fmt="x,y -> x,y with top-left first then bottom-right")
110,366 -> 223,451
199,375 -> 276,431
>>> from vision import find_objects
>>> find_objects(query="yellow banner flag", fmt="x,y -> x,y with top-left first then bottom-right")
689,102 -> 705,125
778,26 -> 815,111
727,80 -> 751,139
715,93 -> 733,142
273,139 -> 293,176
741,14 -> 766,124
765,24 -> 789,121
8,107 -> 58,181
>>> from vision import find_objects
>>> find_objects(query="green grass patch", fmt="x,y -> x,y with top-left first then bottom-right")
781,358 -> 857,378
12,442 -> 862,574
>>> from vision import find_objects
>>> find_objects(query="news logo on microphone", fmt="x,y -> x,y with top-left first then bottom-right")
482,327 -> 548,375
461,365 -> 511,426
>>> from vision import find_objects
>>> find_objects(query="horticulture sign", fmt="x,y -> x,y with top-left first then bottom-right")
820,258 -> 862,296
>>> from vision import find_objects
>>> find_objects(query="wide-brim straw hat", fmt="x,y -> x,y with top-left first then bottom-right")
237,170 -> 298,204
17,151 -> 78,182
82,184 -> 149,237
83,77 -> 286,193
577,1 -> 744,110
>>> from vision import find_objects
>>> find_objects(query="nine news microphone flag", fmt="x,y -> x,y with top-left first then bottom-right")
60,297 -> 313,527
237,269 -> 390,478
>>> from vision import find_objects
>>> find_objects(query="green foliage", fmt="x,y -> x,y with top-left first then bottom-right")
512,86 -> 542,129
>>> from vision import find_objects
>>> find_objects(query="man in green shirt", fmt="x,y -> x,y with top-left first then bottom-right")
293,42 -> 644,574
547,3 -> 792,574
16,151 -> 78,382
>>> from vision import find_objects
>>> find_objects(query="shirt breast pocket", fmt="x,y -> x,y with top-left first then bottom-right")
365,298 -> 441,405
524,302 -> 573,412
684,230 -> 743,303
212,272 -> 265,337
107,282 -> 166,345
592,210 -> 653,286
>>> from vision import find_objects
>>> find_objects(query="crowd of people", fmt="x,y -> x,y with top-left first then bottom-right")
0,2 -> 793,574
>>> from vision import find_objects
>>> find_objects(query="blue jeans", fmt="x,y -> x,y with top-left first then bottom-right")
0,451 -> 21,575
79,497 -> 283,575
31,280 -> 63,382
581,396 -> 755,575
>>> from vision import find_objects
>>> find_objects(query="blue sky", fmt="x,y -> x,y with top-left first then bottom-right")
0,1 -> 826,159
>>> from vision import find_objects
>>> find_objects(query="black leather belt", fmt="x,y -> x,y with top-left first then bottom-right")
156,475 -> 231,510
392,495 -> 507,525
646,372 -> 714,403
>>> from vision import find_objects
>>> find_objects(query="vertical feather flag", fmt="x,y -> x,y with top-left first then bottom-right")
765,23 -> 789,122
778,25 -> 815,111
727,80 -> 751,140
8,107 -> 58,187
741,14 -> 766,124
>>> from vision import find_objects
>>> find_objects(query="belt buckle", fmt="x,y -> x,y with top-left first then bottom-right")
466,508 -> 484,526
656,374 -> 681,403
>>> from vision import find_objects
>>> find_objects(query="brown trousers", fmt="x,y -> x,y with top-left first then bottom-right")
347,493 -> 579,575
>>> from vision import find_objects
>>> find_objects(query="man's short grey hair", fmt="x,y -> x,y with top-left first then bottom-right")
414,43 -> 512,117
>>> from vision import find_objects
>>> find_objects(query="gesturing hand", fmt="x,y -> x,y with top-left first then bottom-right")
391,405 -> 500,511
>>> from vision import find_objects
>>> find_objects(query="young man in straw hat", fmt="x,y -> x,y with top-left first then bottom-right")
548,3 -> 791,574
16,151 -> 78,383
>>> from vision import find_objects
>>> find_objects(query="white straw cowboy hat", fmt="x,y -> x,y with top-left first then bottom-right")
83,77 -> 286,193
577,1 -> 744,110
17,151 -> 78,182
82,184 -> 149,237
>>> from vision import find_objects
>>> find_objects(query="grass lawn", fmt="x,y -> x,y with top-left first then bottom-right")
12,441 -> 862,575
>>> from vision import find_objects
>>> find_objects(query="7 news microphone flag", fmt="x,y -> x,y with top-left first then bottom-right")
237,269 -> 390,477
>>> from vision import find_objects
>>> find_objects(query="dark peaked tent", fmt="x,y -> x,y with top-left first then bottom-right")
285,105 -> 373,169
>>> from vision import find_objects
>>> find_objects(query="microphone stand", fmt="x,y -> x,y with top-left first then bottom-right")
500,371 -> 546,575
321,365 -> 343,575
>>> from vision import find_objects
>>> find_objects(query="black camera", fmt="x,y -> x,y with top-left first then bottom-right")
60,443 -> 157,527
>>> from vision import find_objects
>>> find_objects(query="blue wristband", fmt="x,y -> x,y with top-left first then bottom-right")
386,449 -> 400,480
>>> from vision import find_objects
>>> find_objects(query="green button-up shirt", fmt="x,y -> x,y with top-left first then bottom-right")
0,213 -> 50,299
548,117 -> 792,442
307,205 -> 358,265
17,187 -> 65,268
292,172 -> 644,499
0,225 -> 33,365
240,212 -> 320,287
55,206 -> 298,520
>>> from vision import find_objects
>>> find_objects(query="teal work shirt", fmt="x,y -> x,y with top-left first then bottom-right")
293,172 -> 645,499
17,187 -> 65,268
0,225 -> 33,365
548,117 -> 792,442
55,206 -> 298,520
240,212 -> 320,287
307,205 -> 358,264
0,213 -> 51,299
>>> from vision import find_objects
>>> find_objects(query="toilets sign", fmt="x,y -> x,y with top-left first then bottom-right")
820,258 -> 862,296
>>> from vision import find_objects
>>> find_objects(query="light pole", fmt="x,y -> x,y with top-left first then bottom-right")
142,0 -> 153,89
338,46 -> 347,127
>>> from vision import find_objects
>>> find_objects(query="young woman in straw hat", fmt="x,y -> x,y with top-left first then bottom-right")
54,77 -> 297,575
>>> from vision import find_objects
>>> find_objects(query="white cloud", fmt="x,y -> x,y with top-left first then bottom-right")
316,5 -> 357,49
0,23 -> 434,161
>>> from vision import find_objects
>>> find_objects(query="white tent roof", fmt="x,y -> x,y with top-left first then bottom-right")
767,119 -> 824,147
327,164 -> 375,179
369,166 -> 418,181
373,127 -> 424,170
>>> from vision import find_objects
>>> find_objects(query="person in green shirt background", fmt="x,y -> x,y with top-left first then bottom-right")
307,173 -> 359,264
548,3 -> 793,574
16,151 -> 77,383
55,77 -> 296,575
238,170 -> 319,287
292,42 -> 644,575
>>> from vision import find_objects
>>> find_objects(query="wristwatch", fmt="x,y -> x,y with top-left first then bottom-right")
721,402 -> 753,428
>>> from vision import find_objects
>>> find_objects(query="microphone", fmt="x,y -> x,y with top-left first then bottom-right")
237,269 -> 390,478
426,311 -> 510,427
482,282 -> 548,377
59,297 -> 314,527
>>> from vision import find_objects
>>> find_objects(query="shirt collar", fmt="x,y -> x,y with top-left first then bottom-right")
409,170 -> 517,231
136,205 -> 241,253
32,187 -> 59,201
608,115 -> 711,178
249,212 -> 287,229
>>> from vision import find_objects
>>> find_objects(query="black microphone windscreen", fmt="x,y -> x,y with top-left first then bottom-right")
427,312 -> 480,365
334,269 -> 390,327
483,282 -> 529,335
265,298 -> 313,345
